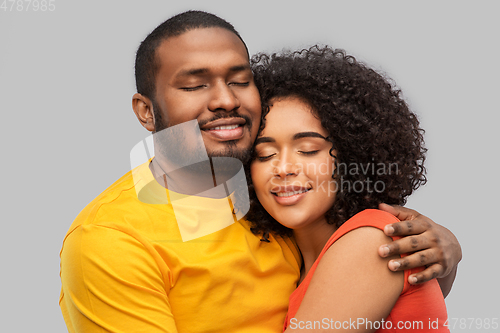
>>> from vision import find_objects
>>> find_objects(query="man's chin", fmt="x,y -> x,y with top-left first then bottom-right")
207,145 -> 252,164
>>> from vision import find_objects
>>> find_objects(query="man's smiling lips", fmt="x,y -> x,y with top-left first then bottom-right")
271,185 -> 312,206
201,118 -> 246,141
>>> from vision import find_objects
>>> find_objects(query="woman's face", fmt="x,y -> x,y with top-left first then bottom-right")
250,97 -> 337,231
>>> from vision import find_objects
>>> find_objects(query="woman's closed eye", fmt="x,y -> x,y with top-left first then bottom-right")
256,153 -> 276,161
299,150 -> 320,156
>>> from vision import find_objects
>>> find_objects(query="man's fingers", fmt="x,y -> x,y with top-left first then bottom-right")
379,234 -> 432,258
378,203 -> 418,221
384,218 -> 431,237
386,248 -> 437,271
408,263 -> 445,284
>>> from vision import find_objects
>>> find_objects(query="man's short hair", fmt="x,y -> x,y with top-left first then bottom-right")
134,10 -> 249,102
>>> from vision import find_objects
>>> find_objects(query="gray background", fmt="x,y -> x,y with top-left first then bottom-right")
1,0 -> 498,331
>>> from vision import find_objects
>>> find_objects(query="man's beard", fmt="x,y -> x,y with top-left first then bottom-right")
150,102 -> 251,216
151,100 -> 253,185
152,100 -> 253,166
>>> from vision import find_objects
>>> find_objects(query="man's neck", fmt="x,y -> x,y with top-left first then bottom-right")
149,157 -> 235,198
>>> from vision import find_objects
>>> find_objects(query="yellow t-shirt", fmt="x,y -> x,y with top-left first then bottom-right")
59,161 -> 301,333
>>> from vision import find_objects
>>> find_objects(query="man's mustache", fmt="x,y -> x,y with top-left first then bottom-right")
198,112 -> 253,128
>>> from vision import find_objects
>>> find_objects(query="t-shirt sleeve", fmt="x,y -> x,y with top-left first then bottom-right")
59,223 -> 177,333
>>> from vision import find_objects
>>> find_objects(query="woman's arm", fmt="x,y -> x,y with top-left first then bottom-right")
285,227 -> 403,333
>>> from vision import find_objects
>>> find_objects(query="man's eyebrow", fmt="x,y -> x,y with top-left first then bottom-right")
176,65 -> 251,78
176,68 -> 209,77
229,65 -> 251,73
293,132 -> 328,140
254,137 -> 275,145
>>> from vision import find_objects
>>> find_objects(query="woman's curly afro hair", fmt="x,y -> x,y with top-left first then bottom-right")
245,45 -> 427,240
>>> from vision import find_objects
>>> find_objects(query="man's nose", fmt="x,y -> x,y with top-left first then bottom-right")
208,82 -> 241,112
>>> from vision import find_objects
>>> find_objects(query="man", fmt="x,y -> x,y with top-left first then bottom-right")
59,10 -> 461,332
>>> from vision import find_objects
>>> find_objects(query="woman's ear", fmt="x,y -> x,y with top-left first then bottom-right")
132,93 -> 155,132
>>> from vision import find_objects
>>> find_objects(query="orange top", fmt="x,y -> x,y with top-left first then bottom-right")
284,209 -> 449,332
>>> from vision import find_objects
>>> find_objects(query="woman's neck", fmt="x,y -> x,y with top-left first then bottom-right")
293,220 -> 337,282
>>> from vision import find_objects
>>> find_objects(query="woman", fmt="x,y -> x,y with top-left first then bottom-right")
247,46 -> 449,332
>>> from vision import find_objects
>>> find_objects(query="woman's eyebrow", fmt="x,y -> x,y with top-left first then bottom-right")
293,132 -> 327,140
254,137 -> 275,145
255,132 -> 326,146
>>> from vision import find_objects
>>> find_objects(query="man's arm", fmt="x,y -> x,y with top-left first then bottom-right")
60,224 -> 177,333
377,203 -> 462,298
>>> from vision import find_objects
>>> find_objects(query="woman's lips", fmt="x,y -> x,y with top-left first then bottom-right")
271,186 -> 311,206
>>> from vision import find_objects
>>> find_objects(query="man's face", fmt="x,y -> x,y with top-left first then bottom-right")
153,27 -> 261,162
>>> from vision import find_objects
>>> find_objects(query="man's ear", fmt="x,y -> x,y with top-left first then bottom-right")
132,93 -> 155,132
